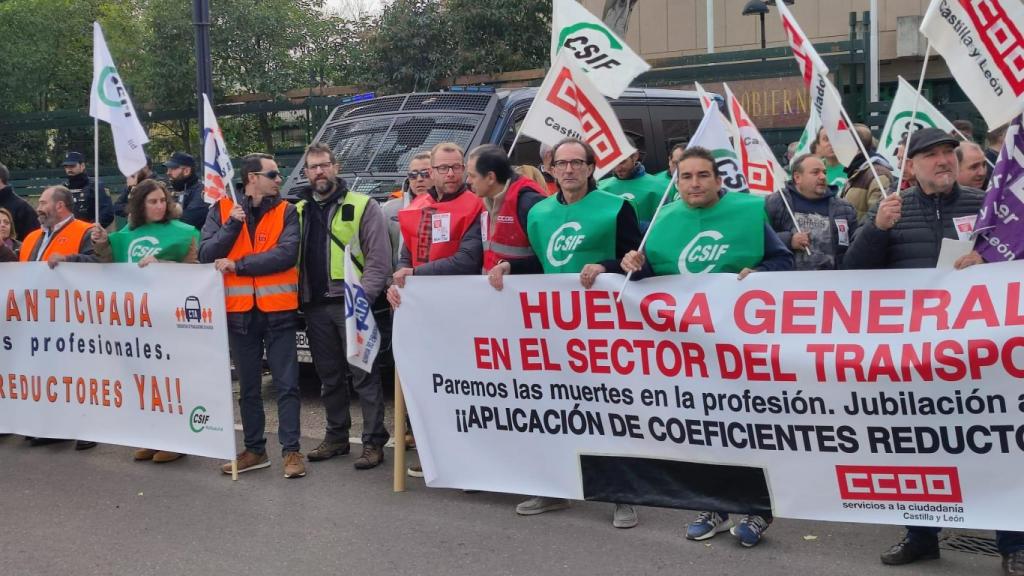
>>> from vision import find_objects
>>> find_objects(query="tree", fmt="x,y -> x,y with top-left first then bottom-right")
445,0 -> 550,77
359,0 -> 453,93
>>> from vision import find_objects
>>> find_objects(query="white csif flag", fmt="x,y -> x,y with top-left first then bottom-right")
89,22 -> 149,177
685,105 -> 748,197
344,245 -> 381,372
878,76 -> 956,170
202,94 -> 235,205
550,0 -> 650,98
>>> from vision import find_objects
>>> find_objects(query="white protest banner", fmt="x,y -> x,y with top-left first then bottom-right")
90,22 -> 149,177
725,84 -> 787,195
395,263 -> 1024,530
550,0 -> 650,98
921,0 -> 1024,129
344,245 -> 381,372
879,76 -> 957,170
202,93 -> 235,205
521,51 -> 636,180
0,263 -> 235,460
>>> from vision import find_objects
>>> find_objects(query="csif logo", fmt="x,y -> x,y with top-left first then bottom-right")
546,221 -> 586,268
558,23 -> 623,71
96,65 -> 135,119
189,405 -> 210,433
127,236 -> 162,262
835,465 -> 963,503
678,230 -> 730,273
885,111 -> 940,148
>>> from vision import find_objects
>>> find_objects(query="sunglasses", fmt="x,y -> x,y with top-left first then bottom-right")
407,169 -> 431,180
254,170 -> 282,180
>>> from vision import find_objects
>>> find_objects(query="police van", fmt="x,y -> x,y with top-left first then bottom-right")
285,87 -> 708,378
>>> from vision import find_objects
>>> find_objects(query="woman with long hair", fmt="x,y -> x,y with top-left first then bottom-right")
0,207 -> 20,262
90,179 -> 200,463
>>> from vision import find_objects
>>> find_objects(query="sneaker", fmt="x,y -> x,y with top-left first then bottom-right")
1004,550 -> 1024,576
731,515 -> 771,547
407,463 -> 424,478
404,432 -> 416,449
133,448 -> 157,461
74,440 -> 97,451
152,451 -> 183,463
686,511 -> 733,541
515,496 -> 571,516
353,444 -> 384,470
880,535 -> 940,565
307,439 -> 350,462
283,452 -> 306,479
220,450 -> 270,475
612,504 -> 639,529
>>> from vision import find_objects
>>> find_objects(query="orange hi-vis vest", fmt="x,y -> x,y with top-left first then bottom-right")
19,219 -> 92,262
482,178 -> 539,272
397,189 -> 484,267
218,199 -> 298,313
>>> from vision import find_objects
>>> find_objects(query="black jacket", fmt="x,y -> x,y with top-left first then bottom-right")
0,185 -> 40,241
174,173 -> 208,231
199,194 -> 300,333
65,173 -> 114,227
766,182 -> 858,270
843,184 -> 985,270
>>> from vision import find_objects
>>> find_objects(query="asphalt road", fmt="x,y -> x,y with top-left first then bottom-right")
0,428 -> 1003,576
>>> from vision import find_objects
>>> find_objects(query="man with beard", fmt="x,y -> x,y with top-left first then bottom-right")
164,152 -> 208,230
61,151 -> 114,228
296,143 -> 392,470
200,153 -> 304,479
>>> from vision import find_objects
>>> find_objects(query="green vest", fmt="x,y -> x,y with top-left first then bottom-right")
108,220 -> 199,263
826,163 -> 847,189
646,192 -> 766,275
296,191 -> 370,280
598,173 -> 665,223
527,190 -> 622,274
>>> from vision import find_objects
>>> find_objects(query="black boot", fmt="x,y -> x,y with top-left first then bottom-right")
881,535 -> 940,565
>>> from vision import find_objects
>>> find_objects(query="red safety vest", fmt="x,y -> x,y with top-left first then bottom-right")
482,178 -> 540,272
398,189 -> 484,268
19,219 -> 92,262
218,199 -> 298,313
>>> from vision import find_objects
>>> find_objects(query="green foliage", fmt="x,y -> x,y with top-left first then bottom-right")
0,0 -> 553,169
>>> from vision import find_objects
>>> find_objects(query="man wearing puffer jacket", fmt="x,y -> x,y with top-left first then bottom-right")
843,128 -> 984,270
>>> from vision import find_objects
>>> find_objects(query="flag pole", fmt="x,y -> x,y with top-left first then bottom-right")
895,43 -> 932,193
393,371 -> 407,492
616,171 -> 676,302
834,90 -> 889,199
775,181 -> 812,257
94,118 -> 100,225
507,128 -> 524,159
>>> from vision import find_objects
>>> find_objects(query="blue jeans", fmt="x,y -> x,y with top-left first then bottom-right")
907,526 -> 1024,555
229,312 -> 301,455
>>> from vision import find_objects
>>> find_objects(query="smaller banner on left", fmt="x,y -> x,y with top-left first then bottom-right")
0,263 -> 235,460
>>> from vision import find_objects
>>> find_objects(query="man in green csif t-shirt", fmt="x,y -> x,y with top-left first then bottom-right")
621,146 -> 793,549
598,147 -> 666,228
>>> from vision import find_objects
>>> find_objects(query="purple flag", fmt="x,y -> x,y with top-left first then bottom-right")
974,113 -> 1024,263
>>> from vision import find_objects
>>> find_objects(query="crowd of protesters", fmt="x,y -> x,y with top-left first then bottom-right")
2,114 -> 1019,575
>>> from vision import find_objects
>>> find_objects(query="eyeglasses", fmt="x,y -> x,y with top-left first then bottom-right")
254,170 -> 282,180
306,162 -> 333,173
407,169 -> 431,180
551,159 -> 590,171
432,164 -> 464,174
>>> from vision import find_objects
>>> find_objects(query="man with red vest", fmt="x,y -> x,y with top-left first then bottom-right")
19,185 -> 98,451
199,153 -> 305,479
462,144 -> 546,289
386,142 -> 484,308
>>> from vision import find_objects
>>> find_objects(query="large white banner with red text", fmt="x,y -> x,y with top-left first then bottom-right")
395,264 -> 1024,530
0,263 -> 235,459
